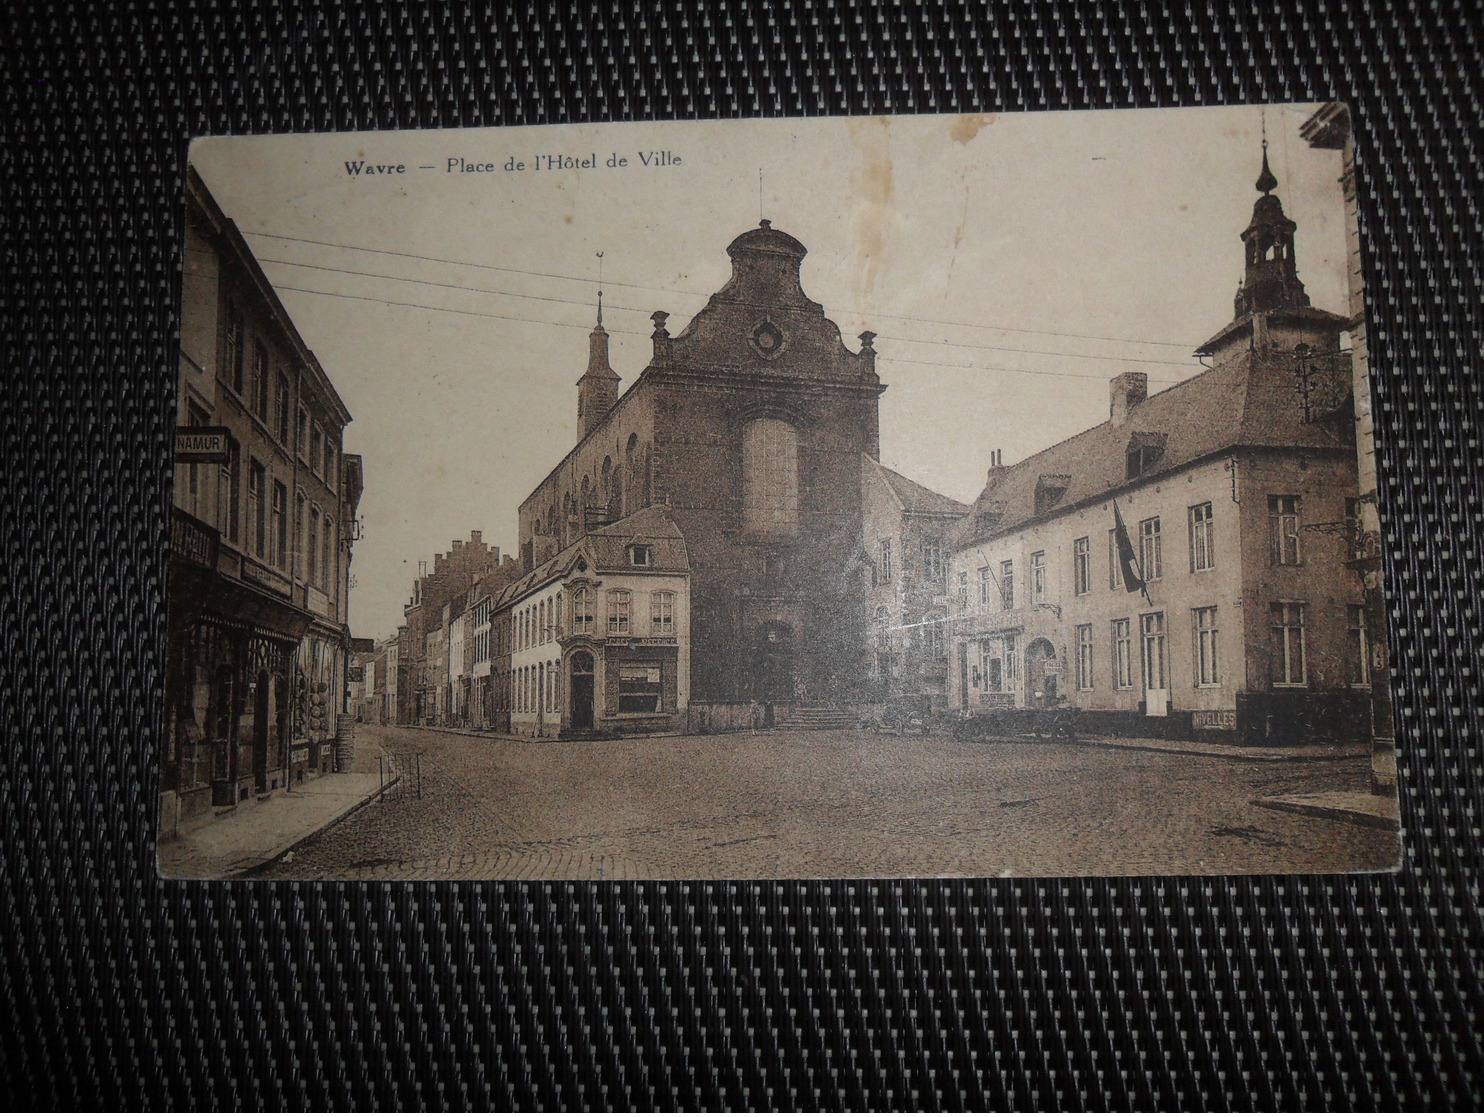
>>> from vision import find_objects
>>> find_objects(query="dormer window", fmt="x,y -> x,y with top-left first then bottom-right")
1034,474 -> 1071,515
1125,432 -> 1168,480
628,544 -> 653,566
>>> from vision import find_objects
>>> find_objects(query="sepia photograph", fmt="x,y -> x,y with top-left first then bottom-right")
157,105 -> 1399,880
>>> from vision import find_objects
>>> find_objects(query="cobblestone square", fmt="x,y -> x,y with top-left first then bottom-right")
257,725 -> 1398,880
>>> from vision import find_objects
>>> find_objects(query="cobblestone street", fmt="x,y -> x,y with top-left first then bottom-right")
256,724 -> 1399,880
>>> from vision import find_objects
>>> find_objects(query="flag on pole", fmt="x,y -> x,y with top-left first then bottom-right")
1112,499 -> 1148,600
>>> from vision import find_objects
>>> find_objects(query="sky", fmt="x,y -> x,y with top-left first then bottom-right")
189,105 -> 1350,643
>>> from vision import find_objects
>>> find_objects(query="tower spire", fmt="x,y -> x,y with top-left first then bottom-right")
1256,133 -> 1279,195
576,250 -> 620,440
1233,131 -> 1310,319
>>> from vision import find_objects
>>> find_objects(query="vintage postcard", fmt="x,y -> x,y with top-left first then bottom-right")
158,105 -> 1399,880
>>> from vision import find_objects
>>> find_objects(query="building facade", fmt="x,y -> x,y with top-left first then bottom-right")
447,595 -> 469,726
468,587 -> 493,728
394,533 -> 519,725
163,168 -> 362,837
861,455 -> 969,708
1302,103 -> 1395,791
948,149 -> 1369,745
495,507 -> 691,738
516,221 -> 884,711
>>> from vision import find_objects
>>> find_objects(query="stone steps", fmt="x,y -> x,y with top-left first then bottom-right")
774,706 -> 859,731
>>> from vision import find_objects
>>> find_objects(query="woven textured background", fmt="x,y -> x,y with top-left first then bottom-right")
3,2 -> 1481,1109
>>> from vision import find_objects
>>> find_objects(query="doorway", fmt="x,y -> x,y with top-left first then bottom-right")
569,651 -> 595,731
753,621 -> 795,702
1025,637 -> 1059,707
1141,611 -> 1169,716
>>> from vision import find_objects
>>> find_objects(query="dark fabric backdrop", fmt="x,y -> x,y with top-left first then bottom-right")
4,3 -> 1481,1109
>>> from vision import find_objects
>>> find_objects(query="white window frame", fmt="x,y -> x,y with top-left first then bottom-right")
571,587 -> 594,636
1073,536 -> 1091,596
1193,606 -> 1220,687
1189,502 -> 1215,573
1075,624 -> 1094,691
651,591 -> 675,636
1112,618 -> 1134,690
1271,602 -> 1308,686
608,589 -> 631,636
1270,495 -> 1302,566
1139,517 -> 1163,582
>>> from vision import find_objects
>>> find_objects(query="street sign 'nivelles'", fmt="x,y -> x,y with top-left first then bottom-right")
173,427 -> 232,464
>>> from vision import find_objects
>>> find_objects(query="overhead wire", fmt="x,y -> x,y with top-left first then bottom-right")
270,281 -> 1196,387
262,252 -> 1198,369
244,228 -> 1201,352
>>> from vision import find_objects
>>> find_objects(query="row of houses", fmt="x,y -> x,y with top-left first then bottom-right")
162,169 -> 365,837
361,114 -> 1382,750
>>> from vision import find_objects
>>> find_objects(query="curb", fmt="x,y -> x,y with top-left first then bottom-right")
1067,737 -> 1370,764
229,774 -> 395,879
1252,795 -> 1400,832
376,722 -> 1367,763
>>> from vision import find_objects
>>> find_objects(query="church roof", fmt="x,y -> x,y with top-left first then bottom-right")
727,219 -> 807,260
953,349 -> 1353,549
866,457 -> 971,517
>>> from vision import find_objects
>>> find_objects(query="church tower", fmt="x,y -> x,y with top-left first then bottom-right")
1233,140 -> 1311,318
575,293 -> 620,441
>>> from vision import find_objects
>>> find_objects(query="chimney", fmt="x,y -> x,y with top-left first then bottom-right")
470,530 -> 482,546
1110,372 -> 1148,425
984,448 -> 1007,487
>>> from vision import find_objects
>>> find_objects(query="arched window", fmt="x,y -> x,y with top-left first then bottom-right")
742,417 -> 798,539
571,587 -> 594,635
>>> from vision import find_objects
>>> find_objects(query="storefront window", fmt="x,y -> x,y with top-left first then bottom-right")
618,665 -> 662,713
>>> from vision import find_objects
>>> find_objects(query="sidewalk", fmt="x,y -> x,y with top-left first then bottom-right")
1253,790 -> 1400,831
1068,735 -> 1369,763
157,738 -> 390,880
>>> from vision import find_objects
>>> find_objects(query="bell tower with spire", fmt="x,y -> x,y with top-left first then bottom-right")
576,288 -> 620,441
1233,139 -> 1311,318
1196,130 -> 1349,366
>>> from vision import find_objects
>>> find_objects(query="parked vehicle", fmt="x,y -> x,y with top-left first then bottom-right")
953,701 -> 1079,743
873,697 -> 933,736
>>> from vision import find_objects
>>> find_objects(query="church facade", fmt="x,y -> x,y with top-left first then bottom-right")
516,220 -> 885,712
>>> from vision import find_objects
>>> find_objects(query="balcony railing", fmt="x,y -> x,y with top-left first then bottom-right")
171,508 -> 220,569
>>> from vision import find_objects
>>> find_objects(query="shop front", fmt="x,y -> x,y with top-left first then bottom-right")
162,511 -> 312,837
